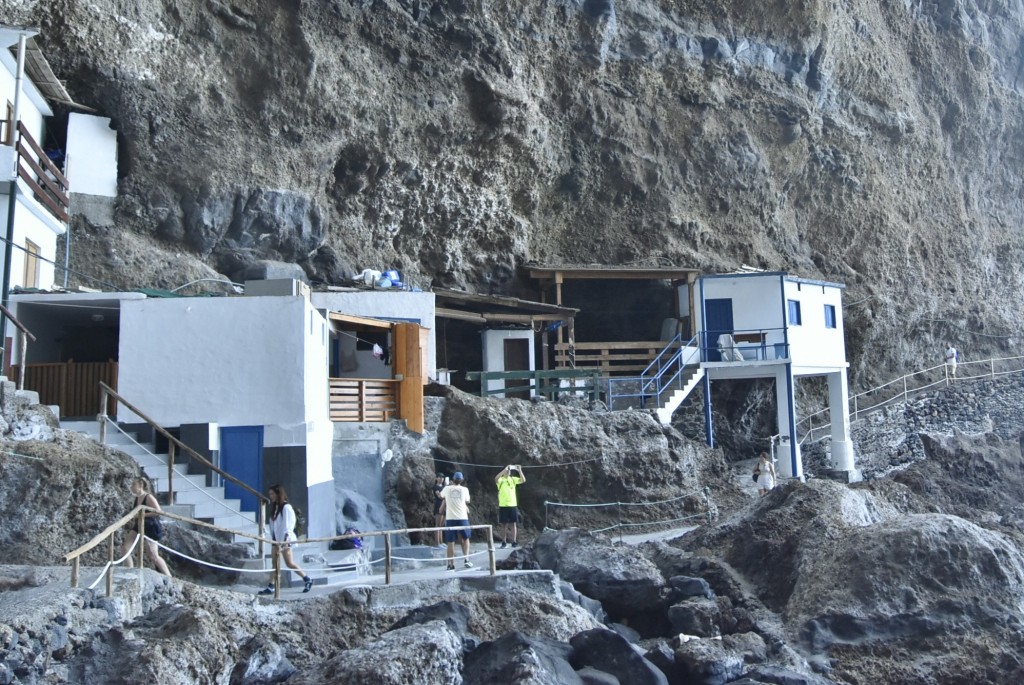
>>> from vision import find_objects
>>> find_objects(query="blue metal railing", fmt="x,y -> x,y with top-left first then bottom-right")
607,333 -> 700,409
700,327 -> 789,362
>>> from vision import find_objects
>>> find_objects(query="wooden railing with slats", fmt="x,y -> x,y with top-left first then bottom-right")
328,378 -> 398,423
12,361 -> 118,418
554,341 -> 681,375
15,120 -> 70,223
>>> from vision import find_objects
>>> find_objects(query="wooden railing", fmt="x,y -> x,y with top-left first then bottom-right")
12,360 -> 118,417
465,368 -> 601,401
66,505 -> 496,599
15,120 -> 69,223
554,341 -> 681,375
0,302 -> 36,390
97,382 -> 268,558
329,378 -> 398,422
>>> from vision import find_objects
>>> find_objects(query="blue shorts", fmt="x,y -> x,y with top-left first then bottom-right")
443,519 -> 471,543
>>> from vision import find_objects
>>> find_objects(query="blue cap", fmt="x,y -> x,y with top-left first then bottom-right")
452,471 -> 464,481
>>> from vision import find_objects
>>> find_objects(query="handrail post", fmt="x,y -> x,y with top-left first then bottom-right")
136,509 -> 146,570
384,534 -> 392,585
273,543 -> 281,599
903,376 -> 908,403
71,557 -> 79,588
258,505 -> 265,562
106,534 -> 114,597
16,330 -> 27,390
487,525 -> 496,576
97,386 -> 108,445
166,443 -> 175,506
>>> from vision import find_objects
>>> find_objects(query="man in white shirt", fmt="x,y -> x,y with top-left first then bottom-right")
945,344 -> 958,380
440,471 -> 473,570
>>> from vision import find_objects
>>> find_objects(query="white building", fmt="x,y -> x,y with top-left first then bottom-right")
694,271 -> 855,480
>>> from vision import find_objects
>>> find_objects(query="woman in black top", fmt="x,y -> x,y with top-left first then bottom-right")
119,477 -> 172,577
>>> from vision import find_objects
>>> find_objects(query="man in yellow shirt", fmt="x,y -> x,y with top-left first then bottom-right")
495,465 -> 525,549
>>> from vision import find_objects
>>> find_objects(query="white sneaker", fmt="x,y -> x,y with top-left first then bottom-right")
463,561 -> 474,569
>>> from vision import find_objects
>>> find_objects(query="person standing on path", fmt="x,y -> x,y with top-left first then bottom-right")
440,471 -> 473,570
495,464 -> 525,548
259,485 -> 314,595
945,343 -> 958,381
119,477 -> 172,577
432,473 -> 448,547
754,452 -> 776,497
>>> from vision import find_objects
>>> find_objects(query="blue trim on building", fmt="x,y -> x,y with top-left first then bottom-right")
703,373 -> 714,448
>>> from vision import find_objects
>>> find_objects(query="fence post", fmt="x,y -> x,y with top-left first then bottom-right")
853,395 -> 858,422
991,360 -> 995,378
98,385 -> 108,445
71,557 -> 79,588
106,534 -> 114,597
136,509 -> 146,569
16,330 -> 26,390
903,376 -> 908,403
384,534 -> 392,585
258,505 -> 265,563
273,544 -> 281,599
617,502 -> 623,544
166,443 -> 175,506
487,526 -> 496,576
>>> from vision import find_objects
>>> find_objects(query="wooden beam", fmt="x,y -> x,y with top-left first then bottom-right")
327,312 -> 394,330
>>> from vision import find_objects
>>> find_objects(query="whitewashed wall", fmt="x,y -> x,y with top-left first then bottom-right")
311,290 -> 436,379
119,297 -> 315,426
303,304 -> 333,486
481,328 -> 535,397
697,274 -> 787,346
65,113 -> 117,197
783,279 -> 846,369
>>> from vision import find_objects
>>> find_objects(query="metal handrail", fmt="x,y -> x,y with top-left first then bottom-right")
794,354 -> 1024,445
97,382 -> 268,559
65,505 -> 497,599
607,334 -> 700,408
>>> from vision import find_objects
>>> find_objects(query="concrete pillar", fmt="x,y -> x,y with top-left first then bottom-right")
828,370 -> 856,472
774,366 -> 803,481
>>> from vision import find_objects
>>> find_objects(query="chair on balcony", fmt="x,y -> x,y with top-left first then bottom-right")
717,334 -> 745,362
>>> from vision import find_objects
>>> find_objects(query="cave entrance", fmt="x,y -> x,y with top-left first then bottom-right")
524,265 -> 699,375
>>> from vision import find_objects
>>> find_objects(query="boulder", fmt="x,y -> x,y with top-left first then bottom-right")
569,628 -> 668,685
576,666 -> 621,684
667,597 -> 721,637
291,620 -> 462,684
229,636 -> 296,685
463,631 -> 580,685
673,632 -> 767,685
533,529 -> 666,619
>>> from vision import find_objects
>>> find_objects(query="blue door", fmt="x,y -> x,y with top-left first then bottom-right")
220,426 -> 264,513
704,299 -> 735,362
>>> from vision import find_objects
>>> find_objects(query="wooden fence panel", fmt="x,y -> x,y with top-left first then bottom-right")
329,378 -> 397,423
13,362 -> 118,418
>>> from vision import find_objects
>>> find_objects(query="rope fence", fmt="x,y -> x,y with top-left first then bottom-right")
543,487 -> 713,542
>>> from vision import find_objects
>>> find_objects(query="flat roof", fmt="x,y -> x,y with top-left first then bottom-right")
433,288 -> 577,326
524,264 -> 699,281
699,271 -> 845,289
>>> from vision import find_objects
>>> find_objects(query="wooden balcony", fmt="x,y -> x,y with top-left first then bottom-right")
328,378 -> 398,423
554,341 -> 682,375
14,120 -> 70,223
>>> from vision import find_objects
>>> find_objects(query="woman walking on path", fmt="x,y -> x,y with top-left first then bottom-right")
754,452 -> 776,496
119,477 -> 172,577
259,484 -> 314,595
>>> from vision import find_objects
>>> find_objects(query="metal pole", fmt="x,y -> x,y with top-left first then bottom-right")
1,33 -> 29,358
903,376 -> 908,403
258,504 -> 265,562
97,386 -> 108,444
71,557 -> 79,588
384,534 -> 392,585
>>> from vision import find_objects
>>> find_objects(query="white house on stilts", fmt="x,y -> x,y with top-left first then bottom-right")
695,271 -> 857,482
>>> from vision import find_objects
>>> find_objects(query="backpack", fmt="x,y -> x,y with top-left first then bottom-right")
331,527 -> 363,550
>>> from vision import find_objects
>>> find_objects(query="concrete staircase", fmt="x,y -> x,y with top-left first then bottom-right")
62,420 -> 260,545
655,366 -> 705,425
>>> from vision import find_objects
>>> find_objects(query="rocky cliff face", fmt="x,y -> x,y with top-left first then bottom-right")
2,0 -> 1023,384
